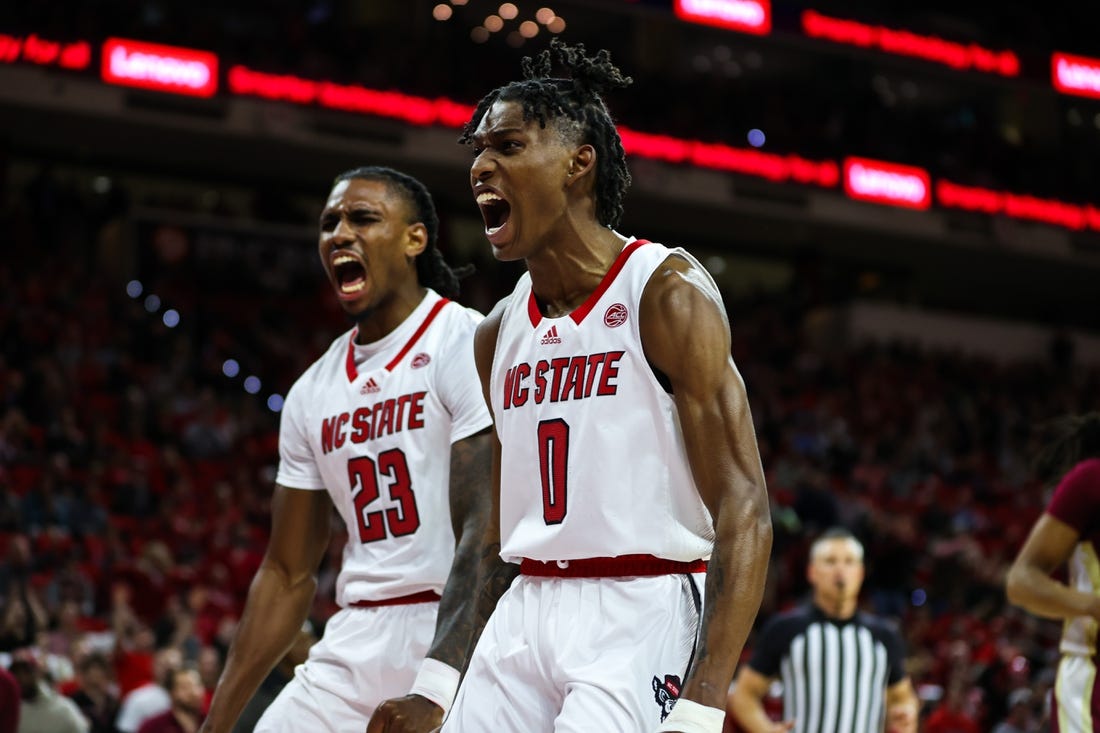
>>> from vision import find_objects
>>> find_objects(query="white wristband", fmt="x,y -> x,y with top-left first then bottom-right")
408,658 -> 461,714
653,699 -> 726,733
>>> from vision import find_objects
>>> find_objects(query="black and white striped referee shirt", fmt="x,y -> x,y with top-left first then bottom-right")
747,603 -> 908,733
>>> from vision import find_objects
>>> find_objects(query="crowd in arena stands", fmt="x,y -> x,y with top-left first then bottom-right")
3,169 -> 1097,732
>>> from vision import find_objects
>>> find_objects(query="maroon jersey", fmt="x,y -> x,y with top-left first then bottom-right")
1047,458 -> 1100,655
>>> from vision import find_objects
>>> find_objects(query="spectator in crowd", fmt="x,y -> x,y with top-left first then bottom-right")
0,537 -> 47,652
137,666 -> 205,733
922,682 -> 981,733
10,652 -> 89,733
68,652 -> 120,733
116,647 -> 181,733
729,528 -> 918,733
991,688 -> 1035,733
0,664 -> 20,733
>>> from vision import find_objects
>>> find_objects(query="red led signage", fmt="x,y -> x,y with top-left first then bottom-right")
673,0 -> 771,35
12,29 -> 1100,233
1052,52 -> 1100,99
101,38 -> 218,97
619,128 -> 838,187
228,65 -> 836,188
936,180 -> 1100,232
802,10 -> 1019,77
228,65 -> 475,127
0,33 -> 91,70
844,157 -> 931,209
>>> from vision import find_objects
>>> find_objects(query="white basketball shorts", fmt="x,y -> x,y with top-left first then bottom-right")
254,600 -> 438,733
442,571 -> 705,732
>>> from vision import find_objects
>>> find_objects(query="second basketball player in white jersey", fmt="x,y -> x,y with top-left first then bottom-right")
442,42 -> 773,733
199,168 -> 492,733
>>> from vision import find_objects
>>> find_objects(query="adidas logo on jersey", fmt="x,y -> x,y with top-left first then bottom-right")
540,325 -> 562,345
360,377 -> 381,395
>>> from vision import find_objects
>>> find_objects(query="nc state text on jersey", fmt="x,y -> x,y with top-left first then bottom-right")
321,391 -> 428,453
502,351 -> 625,409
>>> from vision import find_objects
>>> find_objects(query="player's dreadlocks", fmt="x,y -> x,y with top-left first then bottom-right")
334,166 -> 471,299
459,39 -> 633,229
1034,412 -> 1100,483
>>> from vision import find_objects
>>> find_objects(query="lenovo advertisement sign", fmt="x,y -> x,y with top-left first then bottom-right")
843,157 -> 931,210
101,38 -> 218,97
1052,52 -> 1100,99
673,0 -> 771,35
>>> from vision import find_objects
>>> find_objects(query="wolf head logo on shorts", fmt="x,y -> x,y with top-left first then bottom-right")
651,673 -> 682,722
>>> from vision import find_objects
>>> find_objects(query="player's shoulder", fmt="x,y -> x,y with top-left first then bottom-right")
288,328 -> 353,393
435,292 -> 486,327
476,294 -> 512,336
1063,458 -> 1100,490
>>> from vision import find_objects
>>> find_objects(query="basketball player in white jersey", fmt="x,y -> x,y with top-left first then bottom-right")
198,167 -> 492,733
440,41 -> 773,733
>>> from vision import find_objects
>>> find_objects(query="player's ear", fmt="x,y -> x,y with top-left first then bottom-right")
566,145 -> 596,185
404,222 -> 429,259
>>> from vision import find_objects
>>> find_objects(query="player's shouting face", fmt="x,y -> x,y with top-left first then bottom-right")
469,99 -> 586,262
318,177 -> 427,319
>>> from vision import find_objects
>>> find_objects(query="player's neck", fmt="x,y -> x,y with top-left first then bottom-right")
526,223 -> 626,319
353,284 -> 428,345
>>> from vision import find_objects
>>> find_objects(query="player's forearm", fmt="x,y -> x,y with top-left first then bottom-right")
459,541 -> 518,677
682,494 -> 772,710
1006,562 -> 1100,620
201,564 -> 317,732
427,531 -> 488,669
426,432 -> 493,670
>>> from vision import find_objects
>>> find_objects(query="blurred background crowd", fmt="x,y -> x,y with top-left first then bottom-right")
3,1 -> 1100,731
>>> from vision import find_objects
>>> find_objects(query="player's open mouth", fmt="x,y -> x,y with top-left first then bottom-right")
476,190 -> 512,238
332,253 -> 368,297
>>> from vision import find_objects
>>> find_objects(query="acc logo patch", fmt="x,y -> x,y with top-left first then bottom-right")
411,353 -> 431,368
652,674 -> 681,722
604,302 -> 628,328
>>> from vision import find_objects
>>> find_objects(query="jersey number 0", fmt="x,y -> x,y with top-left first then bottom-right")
347,450 -> 421,543
538,419 -> 569,524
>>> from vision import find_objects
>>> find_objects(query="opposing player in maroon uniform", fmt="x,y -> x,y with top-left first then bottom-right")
1007,413 -> 1100,732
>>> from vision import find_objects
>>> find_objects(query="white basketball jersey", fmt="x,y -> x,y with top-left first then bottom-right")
490,238 -> 716,563
277,290 -> 491,605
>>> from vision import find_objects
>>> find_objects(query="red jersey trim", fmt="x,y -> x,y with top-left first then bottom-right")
345,297 -> 451,382
519,554 -> 706,578
349,590 -> 441,607
525,239 -> 651,327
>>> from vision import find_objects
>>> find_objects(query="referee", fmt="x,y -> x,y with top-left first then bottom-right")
728,528 -> 918,733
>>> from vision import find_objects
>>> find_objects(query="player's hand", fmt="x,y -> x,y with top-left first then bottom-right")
366,694 -> 444,733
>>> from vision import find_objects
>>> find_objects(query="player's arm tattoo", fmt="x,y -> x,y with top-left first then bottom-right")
425,430 -> 495,670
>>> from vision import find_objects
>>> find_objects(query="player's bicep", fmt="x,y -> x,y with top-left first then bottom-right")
448,430 -> 492,540
1014,513 -> 1081,575
264,484 -> 332,582
640,260 -> 763,513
